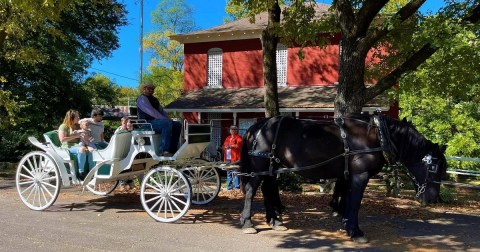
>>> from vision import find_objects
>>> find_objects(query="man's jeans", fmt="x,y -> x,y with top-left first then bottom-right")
148,119 -> 182,154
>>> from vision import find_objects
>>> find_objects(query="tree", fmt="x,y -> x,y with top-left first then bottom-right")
225,0 -> 250,22
118,87 -> 140,106
0,1 -> 127,162
399,22 -> 480,167
314,1 -> 479,115
229,1 -> 480,117
229,0 -> 283,117
144,0 -> 198,71
82,74 -> 120,106
0,0 -> 78,128
144,67 -> 183,107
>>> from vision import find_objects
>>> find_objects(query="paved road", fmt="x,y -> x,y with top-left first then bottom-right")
1,179 -> 336,252
1,178 -> 480,252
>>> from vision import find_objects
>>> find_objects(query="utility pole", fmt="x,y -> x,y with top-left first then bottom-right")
139,0 -> 144,85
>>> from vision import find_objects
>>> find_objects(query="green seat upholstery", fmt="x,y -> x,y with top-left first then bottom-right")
43,130 -> 90,177
44,131 -> 62,147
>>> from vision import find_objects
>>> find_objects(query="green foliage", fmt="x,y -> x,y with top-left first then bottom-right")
0,90 -> 27,130
0,128 -> 37,162
399,19 -> 480,170
82,74 -> 121,106
144,0 -> 197,71
277,172 -> 304,192
143,68 -> 183,107
0,1 -> 127,162
118,87 -> 140,106
225,0 -> 250,22
440,186 -> 458,203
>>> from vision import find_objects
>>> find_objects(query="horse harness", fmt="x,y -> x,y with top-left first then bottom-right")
244,115 -> 443,198
246,115 -> 387,178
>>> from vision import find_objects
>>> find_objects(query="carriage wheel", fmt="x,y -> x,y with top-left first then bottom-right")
85,178 -> 119,196
141,166 -> 191,223
16,151 -> 61,211
180,166 -> 220,205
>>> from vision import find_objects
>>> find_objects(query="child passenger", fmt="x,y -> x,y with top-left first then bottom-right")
78,118 -> 96,152
115,116 -> 133,134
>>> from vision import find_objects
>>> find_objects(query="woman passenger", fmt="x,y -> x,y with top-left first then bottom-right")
58,109 -> 95,180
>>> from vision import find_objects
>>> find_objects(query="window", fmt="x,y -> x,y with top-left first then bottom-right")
207,48 -> 223,88
276,43 -> 287,87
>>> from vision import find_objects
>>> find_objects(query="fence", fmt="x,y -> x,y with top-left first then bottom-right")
446,156 -> 480,177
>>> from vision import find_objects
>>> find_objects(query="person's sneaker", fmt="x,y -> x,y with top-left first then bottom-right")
162,151 -> 173,157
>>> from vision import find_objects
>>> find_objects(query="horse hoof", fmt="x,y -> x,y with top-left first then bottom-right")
332,211 -> 339,217
352,236 -> 369,243
272,225 -> 288,231
242,227 -> 258,234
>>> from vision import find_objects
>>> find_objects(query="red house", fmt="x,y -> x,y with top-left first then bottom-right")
167,3 -> 396,149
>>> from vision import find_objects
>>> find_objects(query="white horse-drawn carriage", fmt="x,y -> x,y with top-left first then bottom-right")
15,121 -> 226,222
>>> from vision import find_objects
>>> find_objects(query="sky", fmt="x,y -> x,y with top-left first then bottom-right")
87,0 -> 443,88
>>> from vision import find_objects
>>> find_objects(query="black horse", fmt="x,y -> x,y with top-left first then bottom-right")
239,114 -> 446,243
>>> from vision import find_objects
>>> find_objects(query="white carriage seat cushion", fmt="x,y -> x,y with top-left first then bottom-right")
43,130 -> 71,160
92,132 -> 132,162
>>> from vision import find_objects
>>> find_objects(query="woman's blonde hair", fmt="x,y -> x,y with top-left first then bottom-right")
63,109 -> 79,129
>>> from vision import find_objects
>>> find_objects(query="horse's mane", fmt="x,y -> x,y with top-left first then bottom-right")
382,115 -> 438,161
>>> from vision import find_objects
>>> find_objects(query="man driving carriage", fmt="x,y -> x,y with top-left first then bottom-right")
136,80 -> 181,157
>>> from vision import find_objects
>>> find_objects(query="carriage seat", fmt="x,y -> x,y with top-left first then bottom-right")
92,131 -> 132,162
43,130 -> 72,160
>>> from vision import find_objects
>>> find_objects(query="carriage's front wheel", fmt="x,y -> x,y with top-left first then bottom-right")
180,166 -> 220,205
16,151 -> 61,211
141,166 -> 191,222
85,178 -> 119,196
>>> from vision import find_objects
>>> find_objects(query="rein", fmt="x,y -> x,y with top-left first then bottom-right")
246,116 -> 387,177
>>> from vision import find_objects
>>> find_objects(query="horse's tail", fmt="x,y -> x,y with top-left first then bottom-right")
240,128 -> 252,194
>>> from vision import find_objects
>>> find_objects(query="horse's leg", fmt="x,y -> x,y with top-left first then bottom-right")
342,171 -> 369,243
240,176 -> 262,234
261,176 -> 287,231
330,178 -> 348,217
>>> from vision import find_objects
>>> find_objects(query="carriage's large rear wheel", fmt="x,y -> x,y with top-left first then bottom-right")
16,151 -> 61,210
181,166 -> 220,205
85,178 -> 118,196
141,166 -> 191,222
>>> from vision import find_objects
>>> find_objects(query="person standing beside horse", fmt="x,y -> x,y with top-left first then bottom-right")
223,125 -> 242,190
136,80 -> 181,157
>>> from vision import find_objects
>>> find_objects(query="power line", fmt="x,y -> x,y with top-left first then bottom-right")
90,67 -> 139,81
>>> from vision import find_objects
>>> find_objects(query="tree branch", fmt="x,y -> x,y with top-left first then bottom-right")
362,0 -> 426,52
365,43 -> 436,102
365,2 -> 480,102
355,0 -> 388,37
333,0 -> 356,36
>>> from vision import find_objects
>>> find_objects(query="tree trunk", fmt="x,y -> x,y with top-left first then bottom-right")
262,1 -> 281,118
334,37 -> 367,116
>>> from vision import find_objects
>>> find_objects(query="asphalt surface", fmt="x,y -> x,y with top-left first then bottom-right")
1,177 -> 480,252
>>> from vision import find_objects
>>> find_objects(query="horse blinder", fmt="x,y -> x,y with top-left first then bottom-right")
422,154 -> 439,175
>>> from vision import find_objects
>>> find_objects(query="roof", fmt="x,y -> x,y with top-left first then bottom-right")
164,86 -> 390,113
170,3 -> 331,44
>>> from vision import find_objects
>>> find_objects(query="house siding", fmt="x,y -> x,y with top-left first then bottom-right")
184,39 -> 264,91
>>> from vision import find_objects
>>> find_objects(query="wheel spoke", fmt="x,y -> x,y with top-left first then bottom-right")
22,163 -> 35,178
166,199 -> 175,218
144,193 -> 162,204
39,182 -> 55,198
170,195 -> 188,207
